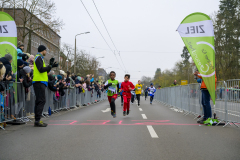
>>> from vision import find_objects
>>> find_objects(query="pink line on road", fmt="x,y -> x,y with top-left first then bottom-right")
46,120 -> 199,126
69,121 -> 78,125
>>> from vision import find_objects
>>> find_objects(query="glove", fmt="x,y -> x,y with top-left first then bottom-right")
52,62 -> 59,68
49,57 -> 55,66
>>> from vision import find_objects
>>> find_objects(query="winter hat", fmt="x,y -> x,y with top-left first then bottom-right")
23,66 -> 31,73
57,75 -> 62,80
22,54 -> 29,61
29,55 -> 34,61
77,76 -> 81,81
38,45 -> 46,52
150,83 -> 153,86
17,59 -> 24,67
18,41 -> 24,48
4,54 -> 12,61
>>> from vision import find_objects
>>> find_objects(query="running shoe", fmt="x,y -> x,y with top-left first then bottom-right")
34,121 -> 48,127
111,111 -> 114,116
127,110 -> 130,115
123,111 -> 126,116
113,113 -> 116,118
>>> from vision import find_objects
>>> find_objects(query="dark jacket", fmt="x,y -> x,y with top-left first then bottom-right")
0,57 -> 12,80
48,75 -> 57,92
19,69 -> 32,88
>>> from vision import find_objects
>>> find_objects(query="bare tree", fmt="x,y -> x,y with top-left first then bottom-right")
4,0 -> 64,53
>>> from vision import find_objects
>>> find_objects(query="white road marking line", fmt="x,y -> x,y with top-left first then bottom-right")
147,125 -> 159,138
101,108 -> 111,113
139,108 -> 143,111
141,114 -> 147,119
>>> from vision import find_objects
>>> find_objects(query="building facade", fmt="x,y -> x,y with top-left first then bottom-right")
3,8 -> 61,66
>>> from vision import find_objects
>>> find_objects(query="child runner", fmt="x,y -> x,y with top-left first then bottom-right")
121,74 -> 135,116
148,83 -> 156,105
104,71 -> 119,118
135,80 -> 143,106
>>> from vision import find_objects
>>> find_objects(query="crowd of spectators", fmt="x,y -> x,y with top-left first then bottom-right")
0,42 -> 107,124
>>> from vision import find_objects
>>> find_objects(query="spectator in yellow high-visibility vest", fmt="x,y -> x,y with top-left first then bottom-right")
33,45 -> 58,127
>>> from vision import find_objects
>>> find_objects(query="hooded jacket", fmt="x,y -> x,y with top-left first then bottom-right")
17,48 -> 24,59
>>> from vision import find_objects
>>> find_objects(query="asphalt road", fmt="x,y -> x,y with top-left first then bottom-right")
0,96 -> 240,160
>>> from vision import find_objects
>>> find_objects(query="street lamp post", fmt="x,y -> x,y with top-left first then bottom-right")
74,32 -> 90,74
66,59 -> 69,71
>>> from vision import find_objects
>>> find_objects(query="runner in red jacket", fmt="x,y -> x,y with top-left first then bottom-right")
120,74 -> 135,116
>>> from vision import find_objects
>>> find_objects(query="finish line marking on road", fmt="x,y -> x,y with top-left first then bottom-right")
47,120 -> 199,126
139,108 -> 143,111
141,114 -> 147,119
147,125 -> 159,138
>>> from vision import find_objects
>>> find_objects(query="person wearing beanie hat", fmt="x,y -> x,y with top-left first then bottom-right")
19,66 -> 32,88
23,66 -> 31,73
38,45 -> 46,53
17,41 -> 24,60
57,75 -> 62,80
17,59 -> 24,67
22,54 -> 29,62
0,54 -> 13,81
32,45 -> 59,127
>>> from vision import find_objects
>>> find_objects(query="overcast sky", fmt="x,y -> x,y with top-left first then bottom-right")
54,0 -> 220,84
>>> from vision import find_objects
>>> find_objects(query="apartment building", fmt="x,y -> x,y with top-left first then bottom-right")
3,8 -> 61,65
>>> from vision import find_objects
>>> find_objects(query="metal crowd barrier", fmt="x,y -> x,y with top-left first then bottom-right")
154,79 -> 240,128
0,82 -> 107,130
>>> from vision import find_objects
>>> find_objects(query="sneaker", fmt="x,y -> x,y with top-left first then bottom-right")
127,110 -> 130,115
111,111 -> 113,116
123,111 -> 126,116
113,113 -> 116,118
34,121 -> 48,127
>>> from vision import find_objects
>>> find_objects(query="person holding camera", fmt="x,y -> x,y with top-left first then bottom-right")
33,45 -> 58,127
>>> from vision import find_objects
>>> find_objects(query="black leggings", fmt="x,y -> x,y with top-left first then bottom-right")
145,93 -> 148,99
131,95 -> 135,103
110,98 -> 116,114
121,95 -> 123,104
136,94 -> 141,105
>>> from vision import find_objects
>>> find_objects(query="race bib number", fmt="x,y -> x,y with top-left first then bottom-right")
109,86 -> 116,92
138,87 -> 141,90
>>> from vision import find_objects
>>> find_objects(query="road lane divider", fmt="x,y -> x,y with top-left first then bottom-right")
141,114 -> 147,119
139,108 -> 143,111
147,125 -> 159,138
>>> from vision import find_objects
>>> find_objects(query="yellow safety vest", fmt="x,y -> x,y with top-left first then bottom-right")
33,55 -> 48,82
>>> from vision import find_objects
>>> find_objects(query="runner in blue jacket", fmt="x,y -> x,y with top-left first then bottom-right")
148,83 -> 156,105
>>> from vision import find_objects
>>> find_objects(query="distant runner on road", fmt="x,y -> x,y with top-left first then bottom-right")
148,83 -> 156,105
135,80 -> 143,106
